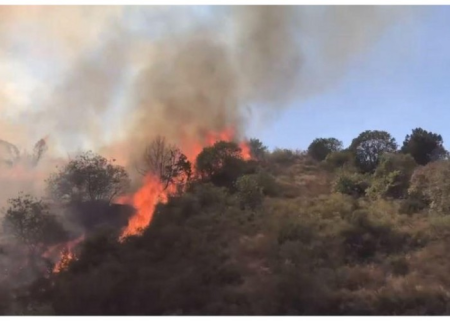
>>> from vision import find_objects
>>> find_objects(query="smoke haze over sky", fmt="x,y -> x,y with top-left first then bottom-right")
0,5 -> 424,158
1,5 -> 449,209
251,6 -> 450,151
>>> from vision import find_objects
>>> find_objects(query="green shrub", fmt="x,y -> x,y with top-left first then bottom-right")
324,150 -> 355,170
235,175 -> 264,211
254,170 -> 279,197
191,182 -> 229,208
333,172 -> 371,197
399,197 -> 428,215
429,215 -> 450,239
341,210 -> 409,262
278,221 -> 315,245
268,148 -> 297,165
409,161 -> 450,213
367,153 -> 417,200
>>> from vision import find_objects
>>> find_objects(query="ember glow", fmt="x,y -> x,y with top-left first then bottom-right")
42,234 -> 85,273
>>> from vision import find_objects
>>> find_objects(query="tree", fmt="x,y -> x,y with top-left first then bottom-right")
408,160 -> 450,213
0,139 -> 20,167
2,193 -> 67,249
0,138 -> 48,168
248,138 -> 268,161
401,128 -> 448,166
46,151 -> 129,203
30,138 -> 48,167
307,137 -> 343,162
196,141 -> 247,188
137,136 -> 192,190
367,153 -> 417,199
349,130 -> 398,173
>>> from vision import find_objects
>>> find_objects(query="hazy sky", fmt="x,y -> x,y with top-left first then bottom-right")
251,6 -> 450,151
1,6 -> 449,155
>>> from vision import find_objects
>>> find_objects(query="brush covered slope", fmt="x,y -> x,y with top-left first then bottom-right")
2,128 -> 450,315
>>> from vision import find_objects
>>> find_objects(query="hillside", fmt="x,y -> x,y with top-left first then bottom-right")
2,128 -> 450,315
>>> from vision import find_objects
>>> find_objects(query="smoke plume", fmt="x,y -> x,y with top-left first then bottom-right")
0,5 -> 418,205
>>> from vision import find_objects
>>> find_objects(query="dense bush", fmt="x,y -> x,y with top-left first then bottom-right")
399,196 -> 428,215
324,150 -> 355,170
268,148 -> 298,165
409,161 -> 450,213
332,172 -> 371,197
3,129 -> 450,315
307,138 -> 343,162
366,153 -> 417,199
235,175 -> 264,210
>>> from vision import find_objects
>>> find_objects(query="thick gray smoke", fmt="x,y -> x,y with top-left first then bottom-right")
0,5 -> 419,205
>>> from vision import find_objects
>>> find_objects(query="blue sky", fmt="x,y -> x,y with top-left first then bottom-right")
250,6 -> 450,151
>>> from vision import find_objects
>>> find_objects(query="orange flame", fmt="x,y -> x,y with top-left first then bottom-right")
119,174 -> 175,240
239,141 -> 251,161
53,250 -> 74,273
42,234 -> 85,273
118,129 -> 251,240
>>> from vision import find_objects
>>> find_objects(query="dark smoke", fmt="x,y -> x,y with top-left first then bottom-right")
0,6 -> 420,203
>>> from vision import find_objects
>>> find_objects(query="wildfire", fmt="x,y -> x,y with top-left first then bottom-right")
181,128 -> 251,163
118,129 -> 251,241
239,142 -> 251,161
9,130 -> 251,274
7,131 -> 250,276
118,174 -> 174,240
42,234 -> 85,273
53,249 -> 75,273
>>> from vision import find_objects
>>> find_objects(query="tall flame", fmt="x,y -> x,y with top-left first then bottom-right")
119,129 -> 251,241
119,174 -> 174,240
239,142 -> 251,161
42,130 -> 250,272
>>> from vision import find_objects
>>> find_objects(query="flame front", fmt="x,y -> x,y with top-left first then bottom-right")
239,142 -> 251,160
40,130 -> 250,270
119,174 -> 171,240
119,129 -> 251,240
42,234 -> 85,273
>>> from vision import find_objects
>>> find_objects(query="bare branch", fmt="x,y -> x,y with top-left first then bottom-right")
137,136 -> 192,191
0,139 -> 20,167
31,138 -> 48,167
